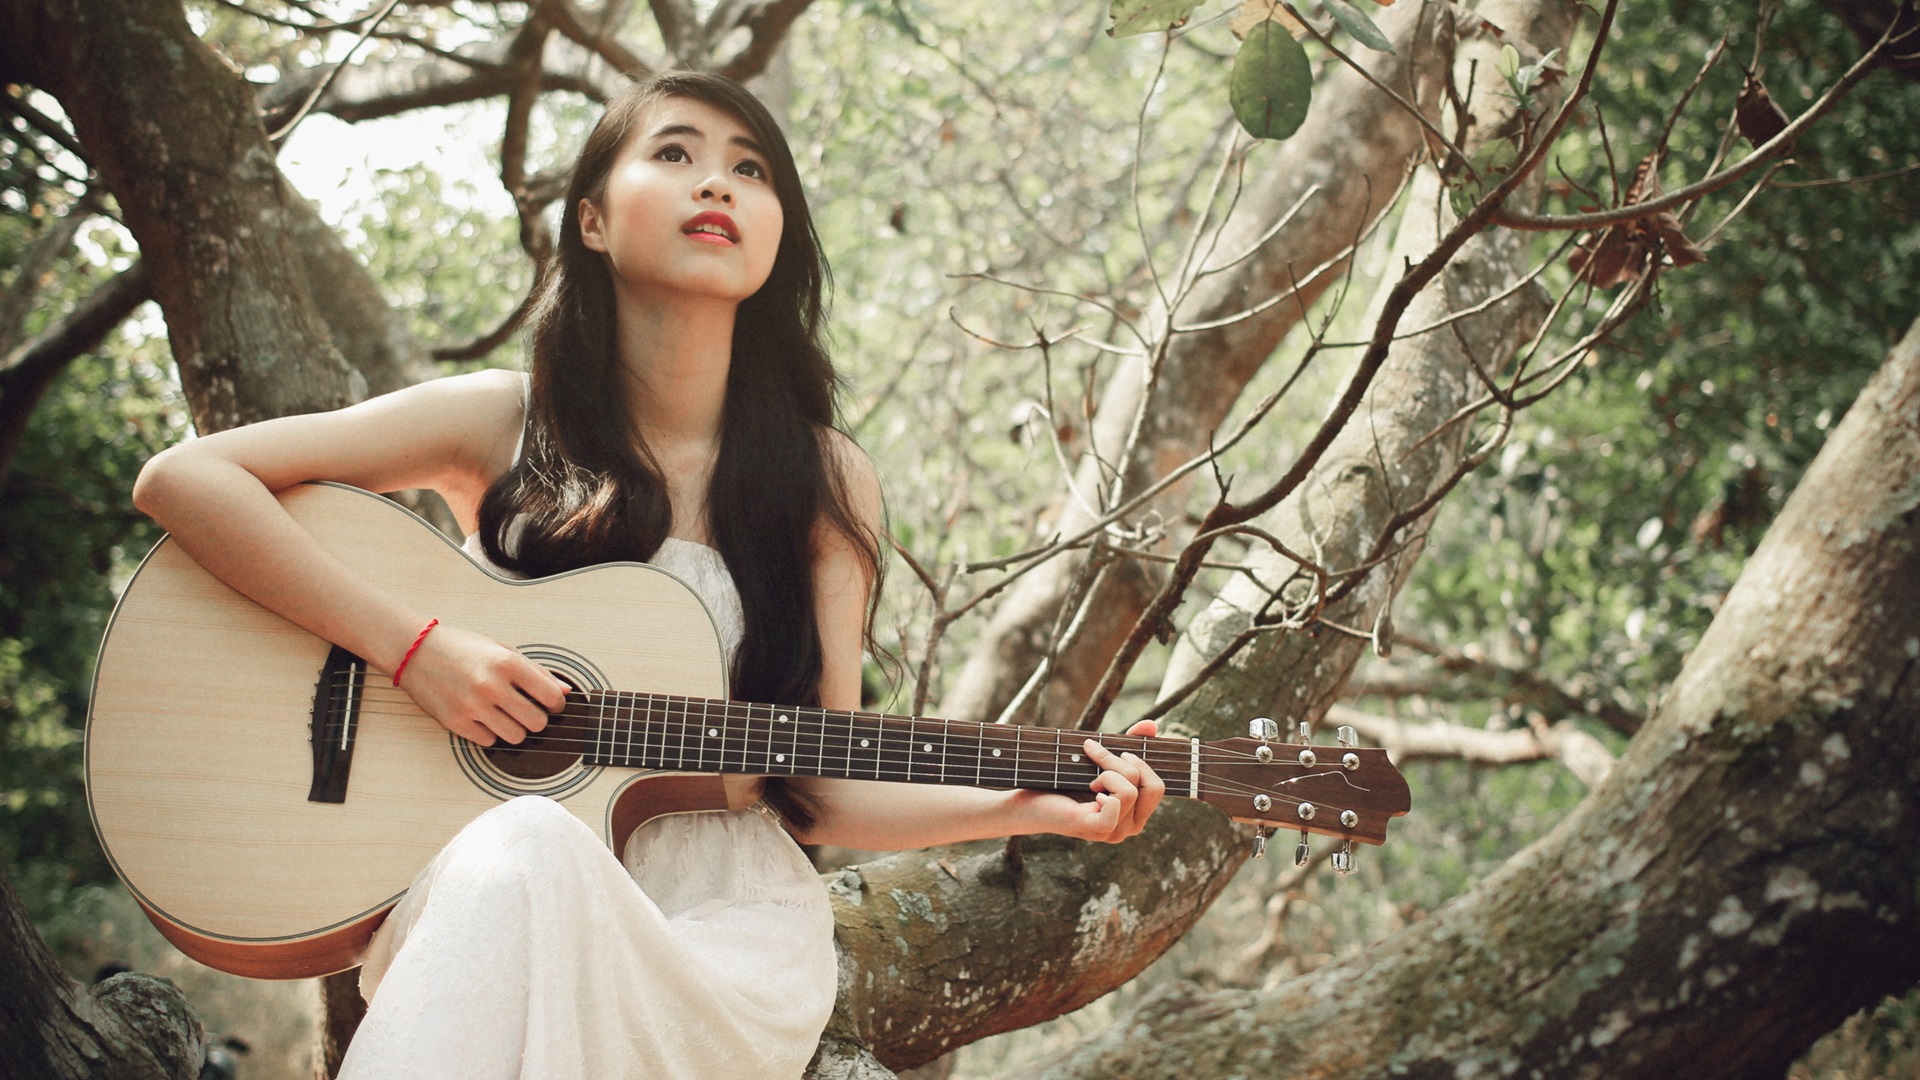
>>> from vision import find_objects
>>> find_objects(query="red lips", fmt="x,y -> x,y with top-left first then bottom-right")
682,211 -> 739,244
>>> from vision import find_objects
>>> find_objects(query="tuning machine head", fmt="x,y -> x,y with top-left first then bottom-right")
1251,826 -> 1275,860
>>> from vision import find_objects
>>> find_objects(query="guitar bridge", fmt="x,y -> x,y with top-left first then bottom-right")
307,644 -> 364,803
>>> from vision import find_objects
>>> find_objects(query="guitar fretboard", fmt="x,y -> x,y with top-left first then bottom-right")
564,692 -> 1198,797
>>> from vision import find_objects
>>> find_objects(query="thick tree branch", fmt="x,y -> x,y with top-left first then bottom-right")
0,866 -> 203,1079
256,41 -> 619,128
0,260 -> 152,489
1033,316 -> 1920,1080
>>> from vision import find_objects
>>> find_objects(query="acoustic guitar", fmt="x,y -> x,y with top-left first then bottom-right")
86,482 -> 1409,980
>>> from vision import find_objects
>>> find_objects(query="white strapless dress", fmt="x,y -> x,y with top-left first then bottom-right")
336,537 -> 836,1080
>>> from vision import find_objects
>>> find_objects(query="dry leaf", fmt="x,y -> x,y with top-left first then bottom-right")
1231,0 -> 1307,41
1570,153 -> 1707,287
1736,70 -> 1793,150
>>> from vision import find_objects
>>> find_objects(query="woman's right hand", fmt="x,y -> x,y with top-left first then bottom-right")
392,622 -> 571,746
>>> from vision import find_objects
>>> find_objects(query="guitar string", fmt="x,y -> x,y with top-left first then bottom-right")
316,692 -> 1379,793
315,698 -> 1365,782
306,712 -> 1373,810
322,676 -> 1357,769
310,701 -> 1381,809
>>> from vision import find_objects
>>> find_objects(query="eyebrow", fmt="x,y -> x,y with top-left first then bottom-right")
649,122 -> 766,157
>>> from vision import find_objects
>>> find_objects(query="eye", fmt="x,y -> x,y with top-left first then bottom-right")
734,159 -> 768,180
655,143 -> 689,163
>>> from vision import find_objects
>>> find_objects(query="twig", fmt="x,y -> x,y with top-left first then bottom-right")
1493,17 -> 1898,232
268,0 -> 406,144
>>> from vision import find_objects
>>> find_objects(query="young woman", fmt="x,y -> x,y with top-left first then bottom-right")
133,72 -> 1164,1078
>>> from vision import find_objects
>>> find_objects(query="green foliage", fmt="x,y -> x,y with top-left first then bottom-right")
344,163 -> 534,362
1498,44 -> 1560,110
1231,21 -> 1315,140
1398,0 -> 1920,750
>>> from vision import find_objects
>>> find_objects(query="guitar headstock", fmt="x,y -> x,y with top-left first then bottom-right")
1194,720 -> 1411,856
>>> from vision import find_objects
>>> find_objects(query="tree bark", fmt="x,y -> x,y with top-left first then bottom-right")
939,0 -> 1456,728
1029,316 -> 1920,1079
0,867 -> 202,1080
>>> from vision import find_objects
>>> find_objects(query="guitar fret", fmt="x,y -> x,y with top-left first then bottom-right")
1051,728 -> 1060,793
702,698 -> 715,771
619,691 -> 632,769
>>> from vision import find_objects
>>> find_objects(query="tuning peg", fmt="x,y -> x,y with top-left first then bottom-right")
1249,716 -> 1278,742
1337,725 -> 1357,748
1294,831 -> 1310,867
1251,826 -> 1274,860
1332,840 -> 1357,875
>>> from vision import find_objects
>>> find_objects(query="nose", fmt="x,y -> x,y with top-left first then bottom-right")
699,180 -> 734,206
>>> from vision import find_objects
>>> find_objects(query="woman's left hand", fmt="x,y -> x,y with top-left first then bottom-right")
1014,719 -> 1167,843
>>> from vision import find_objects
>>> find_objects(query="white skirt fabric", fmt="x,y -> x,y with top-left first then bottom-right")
338,795 -> 837,1080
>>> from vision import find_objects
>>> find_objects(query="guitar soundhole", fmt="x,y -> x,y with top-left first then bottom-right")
451,650 -> 606,798
483,711 -> 590,780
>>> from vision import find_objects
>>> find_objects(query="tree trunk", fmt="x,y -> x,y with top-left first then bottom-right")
0,868 -> 202,1080
1029,318 -> 1920,1078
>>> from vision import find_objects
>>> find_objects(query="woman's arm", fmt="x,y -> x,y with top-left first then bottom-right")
132,369 -> 567,744
786,434 -> 1165,850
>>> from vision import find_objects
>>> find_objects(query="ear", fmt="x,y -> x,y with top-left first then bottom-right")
579,198 -> 609,253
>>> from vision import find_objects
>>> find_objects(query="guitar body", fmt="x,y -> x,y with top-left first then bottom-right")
87,482 -> 739,979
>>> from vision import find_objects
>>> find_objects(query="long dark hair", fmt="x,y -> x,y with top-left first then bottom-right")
477,72 -> 881,827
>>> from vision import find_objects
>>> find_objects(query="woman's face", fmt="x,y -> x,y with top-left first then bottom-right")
580,96 -> 785,306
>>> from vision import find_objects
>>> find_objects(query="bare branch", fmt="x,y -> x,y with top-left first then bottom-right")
267,0 -> 405,143
0,202 -> 92,347
546,0 -> 652,77
1492,18 -> 1901,232
0,89 -> 90,165
430,274 -> 543,362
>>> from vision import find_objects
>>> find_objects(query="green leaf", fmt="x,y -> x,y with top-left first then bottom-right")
1322,0 -> 1394,54
1108,0 -> 1201,37
1231,21 -> 1314,141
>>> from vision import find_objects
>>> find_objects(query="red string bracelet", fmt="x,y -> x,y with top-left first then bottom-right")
392,618 -> 439,687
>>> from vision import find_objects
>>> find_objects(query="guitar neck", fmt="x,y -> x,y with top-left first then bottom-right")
566,691 -> 1198,798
